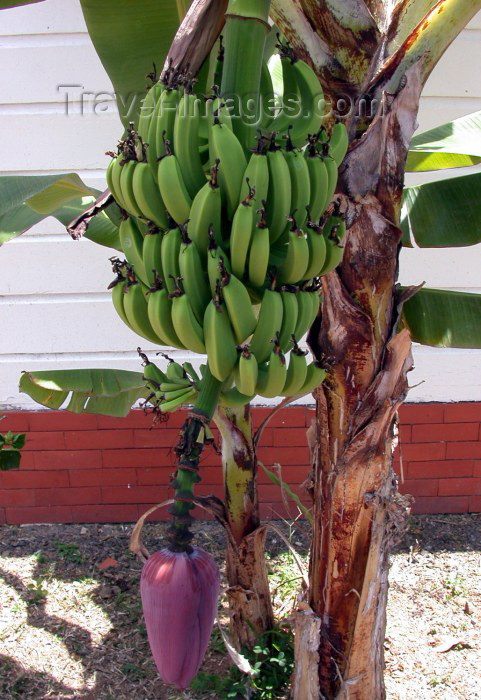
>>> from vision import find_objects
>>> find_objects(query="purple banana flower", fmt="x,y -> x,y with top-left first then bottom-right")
140,546 -> 221,690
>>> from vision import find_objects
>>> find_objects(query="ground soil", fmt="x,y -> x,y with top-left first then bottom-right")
0,514 -> 479,699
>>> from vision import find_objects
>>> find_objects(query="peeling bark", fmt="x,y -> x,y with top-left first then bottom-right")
292,67 -> 423,700
225,525 -> 274,649
164,0 -> 228,76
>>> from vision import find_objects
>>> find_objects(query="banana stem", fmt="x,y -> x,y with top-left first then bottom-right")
168,367 -> 222,552
214,404 -> 259,544
220,0 -> 272,151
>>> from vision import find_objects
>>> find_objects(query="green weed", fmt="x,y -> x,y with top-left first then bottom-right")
53,541 -> 83,564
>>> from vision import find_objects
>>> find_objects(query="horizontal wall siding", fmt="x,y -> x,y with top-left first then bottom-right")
0,403 -> 480,524
1,3 -> 481,409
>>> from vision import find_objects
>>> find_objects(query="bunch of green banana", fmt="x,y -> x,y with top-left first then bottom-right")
102,9 -> 352,411
141,350 -> 203,414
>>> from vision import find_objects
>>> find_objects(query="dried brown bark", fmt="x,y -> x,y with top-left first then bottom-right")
288,66 -> 422,700
163,0 -> 228,76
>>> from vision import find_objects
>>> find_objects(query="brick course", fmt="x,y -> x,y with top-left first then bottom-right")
0,402 -> 480,524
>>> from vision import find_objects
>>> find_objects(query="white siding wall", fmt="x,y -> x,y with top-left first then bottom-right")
1,2 -> 480,409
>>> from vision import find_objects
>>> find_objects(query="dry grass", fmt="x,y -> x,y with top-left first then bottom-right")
0,515 -> 479,699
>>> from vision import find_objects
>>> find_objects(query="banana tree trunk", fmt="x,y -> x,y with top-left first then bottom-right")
291,68 -> 422,700
214,405 -> 274,648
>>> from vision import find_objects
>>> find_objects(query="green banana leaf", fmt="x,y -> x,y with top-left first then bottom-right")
401,172 -> 481,248
0,174 -> 121,249
407,111 -> 481,172
0,173 -> 92,219
403,288 -> 481,348
19,369 -> 149,417
0,0 -> 44,7
79,0 -> 181,128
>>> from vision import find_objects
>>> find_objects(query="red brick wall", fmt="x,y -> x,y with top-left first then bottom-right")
0,403 -> 480,525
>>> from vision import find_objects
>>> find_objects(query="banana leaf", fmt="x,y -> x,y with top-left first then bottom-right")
0,174 -> 121,249
79,0 -> 182,128
403,288 -> 481,348
0,173 -> 92,219
407,111 -> 481,172
19,369 -> 149,417
401,172 -> 481,248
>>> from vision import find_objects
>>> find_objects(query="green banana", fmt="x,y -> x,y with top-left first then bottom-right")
142,354 -> 168,388
173,89 -> 207,198
123,278 -> 162,344
204,95 -> 233,164
138,81 -> 163,145
207,228 -> 230,296
247,203 -> 270,288
303,218 -> 327,280
162,386 -> 195,402
306,283 -> 321,329
166,360 -> 188,382
182,362 -> 200,384
259,60 -> 276,129
235,346 -> 258,397
178,225 -> 211,324
294,289 -> 314,340
187,160 -> 222,260
289,57 -> 325,145
320,214 -> 346,275
142,229 -> 164,288
210,120 -> 247,219
297,361 -> 327,396
282,338 -> 308,396
276,216 -> 309,285
268,53 -> 300,137
219,387 -> 253,407
106,157 -> 122,204
170,280 -> 206,354
230,181 -> 256,280
249,287 -> 283,364
265,135 -> 291,244
329,122 -> 349,167
219,259 -> 257,344
109,274 -> 130,328
149,87 -> 181,175
119,217 -> 149,286
256,336 -> 287,398
239,138 -> 269,204
305,137 -> 329,223
323,147 -> 339,209
160,388 -> 197,413
160,226 -> 182,295
119,160 -> 143,218
278,286 -> 298,352
132,162 -> 169,229
110,157 -> 126,210
157,140 -> 192,224
160,380 -> 191,392
147,275 -> 185,349
283,131 -> 311,231
204,286 -> 238,381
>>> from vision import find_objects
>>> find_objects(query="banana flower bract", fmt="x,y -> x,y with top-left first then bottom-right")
140,546 -> 221,690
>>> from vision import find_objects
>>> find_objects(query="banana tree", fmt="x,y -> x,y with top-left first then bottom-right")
2,0 -> 481,697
